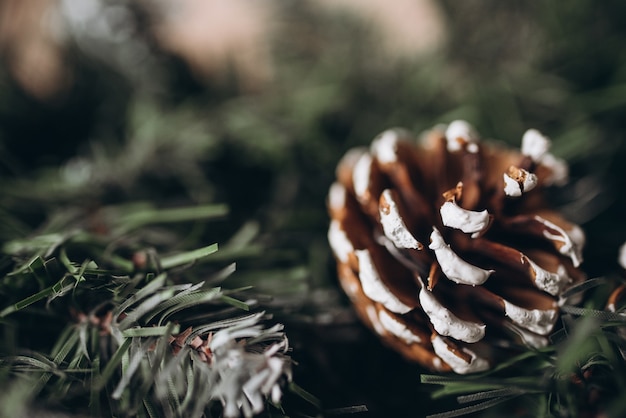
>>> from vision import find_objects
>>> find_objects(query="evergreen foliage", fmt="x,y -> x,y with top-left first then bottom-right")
1,1 -> 626,416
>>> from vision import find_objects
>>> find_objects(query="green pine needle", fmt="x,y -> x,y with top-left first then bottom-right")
160,243 -> 219,269
0,201 -> 294,417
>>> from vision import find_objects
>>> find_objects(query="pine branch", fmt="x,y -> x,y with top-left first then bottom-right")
0,203 -> 293,418
421,286 -> 626,417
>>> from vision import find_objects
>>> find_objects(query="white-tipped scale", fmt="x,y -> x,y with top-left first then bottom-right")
328,220 -> 353,264
503,167 -> 538,197
378,310 -> 422,344
352,153 -> 373,200
431,336 -> 489,374
502,300 -> 558,336
371,130 -> 400,164
522,172 -> 538,191
568,225 -> 586,254
524,257 -> 571,296
328,182 -> 346,212
429,228 -> 494,286
519,129 -> 570,186
379,189 -> 422,250
521,129 -> 551,162
503,174 -> 522,197
534,216 -> 584,267
418,282 -> 486,343
445,120 -> 479,153
440,200 -> 490,237
355,249 -> 412,314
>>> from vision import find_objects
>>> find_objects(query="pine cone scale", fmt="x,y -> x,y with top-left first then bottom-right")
338,260 -> 451,372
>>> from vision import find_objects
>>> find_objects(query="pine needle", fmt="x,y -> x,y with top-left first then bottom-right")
160,243 -> 219,269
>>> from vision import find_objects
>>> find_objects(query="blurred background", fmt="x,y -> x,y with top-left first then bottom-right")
1,0 -> 626,416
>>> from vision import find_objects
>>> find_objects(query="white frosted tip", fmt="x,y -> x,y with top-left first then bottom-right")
429,228 -> 494,286
432,336 -> 489,374
521,129 -> 551,162
440,201 -> 490,236
503,300 -> 557,336
356,249 -> 412,314
328,220 -> 354,263
328,182 -> 346,211
503,168 -> 537,197
522,171 -> 538,192
380,190 -> 422,249
445,120 -> 478,152
419,285 -> 485,343
371,130 -> 400,164
466,142 -> 479,154
503,173 -> 522,197
525,257 -> 571,296
534,216 -> 584,267
378,310 -> 422,344
352,153 -> 373,199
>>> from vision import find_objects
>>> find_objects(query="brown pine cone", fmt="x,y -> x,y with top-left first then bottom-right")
327,121 -> 586,374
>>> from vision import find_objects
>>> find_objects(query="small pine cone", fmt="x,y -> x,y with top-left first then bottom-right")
327,121 -> 586,374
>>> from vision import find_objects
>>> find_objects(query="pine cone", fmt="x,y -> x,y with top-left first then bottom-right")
327,121 -> 586,374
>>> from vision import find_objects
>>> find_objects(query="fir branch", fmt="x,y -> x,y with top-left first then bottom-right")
422,296 -> 626,417
0,202 -> 294,417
